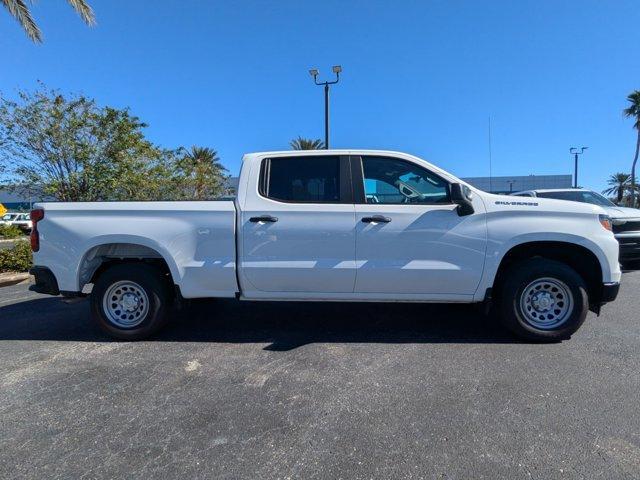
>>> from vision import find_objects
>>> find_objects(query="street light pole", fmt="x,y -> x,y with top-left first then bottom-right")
570,147 -> 588,188
324,83 -> 329,149
309,66 -> 342,149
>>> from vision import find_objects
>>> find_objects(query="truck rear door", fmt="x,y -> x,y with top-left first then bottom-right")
239,154 -> 356,295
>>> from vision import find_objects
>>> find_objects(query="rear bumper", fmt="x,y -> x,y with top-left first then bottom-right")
29,266 -> 60,296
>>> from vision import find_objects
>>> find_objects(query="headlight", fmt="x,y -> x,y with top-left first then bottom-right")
599,214 -> 612,232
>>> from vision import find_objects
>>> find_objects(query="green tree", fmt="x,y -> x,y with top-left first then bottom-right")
602,173 -> 631,204
176,146 -> 228,200
0,85 -> 167,201
2,0 -> 95,43
624,90 -> 640,207
290,137 -> 325,150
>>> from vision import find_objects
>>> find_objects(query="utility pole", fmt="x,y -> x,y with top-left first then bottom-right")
488,116 -> 493,193
570,147 -> 588,188
309,66 -> 342,149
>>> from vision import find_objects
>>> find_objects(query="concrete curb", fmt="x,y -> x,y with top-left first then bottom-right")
0,272 -> 32,288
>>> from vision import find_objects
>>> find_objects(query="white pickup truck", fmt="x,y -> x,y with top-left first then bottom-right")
29,150 -> 621,341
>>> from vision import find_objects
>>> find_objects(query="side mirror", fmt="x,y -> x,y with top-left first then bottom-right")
450,183 -> 474,216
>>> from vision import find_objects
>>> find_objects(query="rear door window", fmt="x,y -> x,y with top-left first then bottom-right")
261,156 -> 345,203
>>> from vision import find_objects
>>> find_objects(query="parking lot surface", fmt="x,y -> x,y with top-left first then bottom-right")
1,272 -> 640,479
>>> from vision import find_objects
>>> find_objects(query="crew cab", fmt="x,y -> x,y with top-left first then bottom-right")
512,188 -> 640,262
29,150 -> 621,341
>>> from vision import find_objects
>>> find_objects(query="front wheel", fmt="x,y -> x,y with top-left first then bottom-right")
90,263 -> 173,340
499,258 -> 589,341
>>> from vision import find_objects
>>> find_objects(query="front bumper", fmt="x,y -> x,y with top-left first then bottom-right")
29,266 -> 60,296
590,281 -> 620,315
600,282 -> 620,303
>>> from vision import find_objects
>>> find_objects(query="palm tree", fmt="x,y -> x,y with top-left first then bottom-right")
178,146 -> 227,200
290,137 -> 325,150
2,0 -> 95,43
624,90 -> 640,207
602,173 -> 631,204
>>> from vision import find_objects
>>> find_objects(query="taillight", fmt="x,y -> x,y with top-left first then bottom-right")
599,214 -> 612,232
30,208 -> 44,252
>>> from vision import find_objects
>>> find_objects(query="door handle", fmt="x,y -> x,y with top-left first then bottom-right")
361,215 -> 391,223
249,215 -> 278,223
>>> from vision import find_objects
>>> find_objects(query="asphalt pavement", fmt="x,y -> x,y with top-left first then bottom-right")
1,272 -> 639,479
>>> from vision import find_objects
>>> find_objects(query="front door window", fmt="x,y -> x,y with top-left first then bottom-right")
361,156 -> 450,205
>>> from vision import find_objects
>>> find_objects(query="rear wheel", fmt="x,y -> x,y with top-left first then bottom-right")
90,263 -> 173,340
498,258 -> 589,341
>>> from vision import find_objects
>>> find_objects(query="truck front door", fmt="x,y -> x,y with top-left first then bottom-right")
352,155 -> 487,299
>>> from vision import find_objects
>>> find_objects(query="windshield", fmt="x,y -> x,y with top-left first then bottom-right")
537,190 -> 615,207
2,214 -> 18,221
586,191 -> 617,206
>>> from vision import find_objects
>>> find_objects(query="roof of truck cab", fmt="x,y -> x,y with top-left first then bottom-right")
243,149 -> 411,157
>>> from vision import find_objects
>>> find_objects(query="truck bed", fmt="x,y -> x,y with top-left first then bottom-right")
35,201 -> 239,298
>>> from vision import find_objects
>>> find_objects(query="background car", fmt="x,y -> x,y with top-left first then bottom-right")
12,213 -> 33,232
0,212 -> 32,233
512,188 -> 640,263
0,212 -> 21,225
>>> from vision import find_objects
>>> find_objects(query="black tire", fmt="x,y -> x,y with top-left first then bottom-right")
90,263 -> 173,340
498,258 -> 589,342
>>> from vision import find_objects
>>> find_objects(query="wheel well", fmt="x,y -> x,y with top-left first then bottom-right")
79,243 -> 174,291
493,241 -> 603,306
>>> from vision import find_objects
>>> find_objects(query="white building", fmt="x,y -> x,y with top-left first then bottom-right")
462,174 -> 572,194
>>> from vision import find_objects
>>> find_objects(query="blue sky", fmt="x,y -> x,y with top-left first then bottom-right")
2,0 -> 639,192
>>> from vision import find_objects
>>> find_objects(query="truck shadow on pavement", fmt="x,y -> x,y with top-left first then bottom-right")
0,296 -> 522,349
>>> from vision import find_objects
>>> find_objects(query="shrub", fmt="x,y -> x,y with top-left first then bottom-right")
0,241 -> 32,273
0,225 -> 24,239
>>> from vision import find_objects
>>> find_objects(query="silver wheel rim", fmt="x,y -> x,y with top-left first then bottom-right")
519,277 -> 573,330
102,280 -> 149,328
